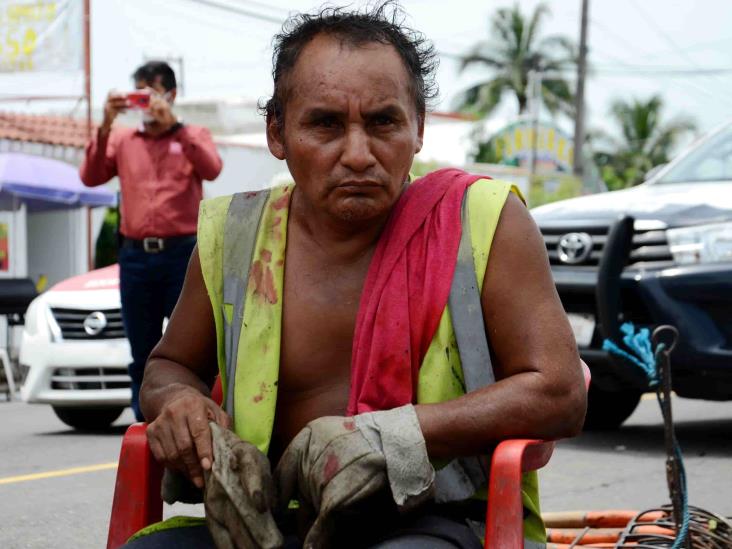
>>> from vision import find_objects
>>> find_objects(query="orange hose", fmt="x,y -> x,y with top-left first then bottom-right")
547,528 -> 622,544
543,509 -> 667,528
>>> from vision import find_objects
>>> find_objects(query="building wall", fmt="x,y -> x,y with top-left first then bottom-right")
26,208 -> 88,288
204,143 -> 288,198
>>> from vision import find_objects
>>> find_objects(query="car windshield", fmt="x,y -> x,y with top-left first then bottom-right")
657,124 -> 732,184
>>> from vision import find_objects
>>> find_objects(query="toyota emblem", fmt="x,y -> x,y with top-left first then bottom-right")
83,311 -> 108,336
557,232 -> 593,264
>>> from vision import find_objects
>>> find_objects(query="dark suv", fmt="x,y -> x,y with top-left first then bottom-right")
531,122 -> 732,428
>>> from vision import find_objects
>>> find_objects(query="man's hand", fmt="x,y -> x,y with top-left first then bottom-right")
146,387 -> 231,489
101,91 -> 127,134
148,91 -> 178,130
275,406 -> 434,548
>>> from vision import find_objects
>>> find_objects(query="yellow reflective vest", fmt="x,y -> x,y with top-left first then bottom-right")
197,178 -> 546,544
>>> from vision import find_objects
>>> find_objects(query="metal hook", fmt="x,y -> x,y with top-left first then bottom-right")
652,325 -> 679,354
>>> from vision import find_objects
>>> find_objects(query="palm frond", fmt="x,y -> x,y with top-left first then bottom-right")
524,3 -> 550,53
459,51 -> 504,72
453,78 -> 511,117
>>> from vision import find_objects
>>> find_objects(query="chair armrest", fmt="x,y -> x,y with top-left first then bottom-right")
106,423 -> 164,549
484,439 -> 555,549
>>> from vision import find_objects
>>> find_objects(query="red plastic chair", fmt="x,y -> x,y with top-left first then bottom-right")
107,366 -> 589,548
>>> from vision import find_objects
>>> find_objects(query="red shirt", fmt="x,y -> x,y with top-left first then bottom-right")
80,124 -> 222,239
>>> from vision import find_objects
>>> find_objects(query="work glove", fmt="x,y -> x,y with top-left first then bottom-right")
204,422 -> 284,549
274,404 -> 435,549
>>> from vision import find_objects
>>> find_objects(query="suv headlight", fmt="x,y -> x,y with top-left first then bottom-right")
667,222 -> 732,265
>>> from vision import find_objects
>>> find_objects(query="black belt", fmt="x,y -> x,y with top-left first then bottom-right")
120,235 -> 196,253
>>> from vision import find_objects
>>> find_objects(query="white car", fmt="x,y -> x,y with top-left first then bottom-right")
20,265 -> 132,430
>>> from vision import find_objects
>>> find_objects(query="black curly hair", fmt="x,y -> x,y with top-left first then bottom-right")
261,1 -> 438,128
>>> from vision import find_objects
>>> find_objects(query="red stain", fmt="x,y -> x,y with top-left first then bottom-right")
272,193 -> 290,210
270,216 -> 283,241
261,249 -> 272,263
323,453 -> 340,483
276,259 -> 284,267
249,261 -> 278,304
342,419 -> 356,431
252,381 -> 268,403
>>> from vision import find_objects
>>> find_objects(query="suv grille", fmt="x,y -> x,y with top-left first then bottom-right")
51,367 -> 130,390
542,226 -> 674,269
50,308 -> 125,340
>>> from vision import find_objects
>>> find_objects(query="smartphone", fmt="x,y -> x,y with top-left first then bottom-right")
126,91 -> 151,110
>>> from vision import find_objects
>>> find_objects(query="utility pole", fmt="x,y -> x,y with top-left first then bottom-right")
83,0 -> 92,140
573,0 -> 589,177
83,0 -> 93,271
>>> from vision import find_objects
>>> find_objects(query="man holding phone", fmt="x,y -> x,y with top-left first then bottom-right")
80,61 -> 223,422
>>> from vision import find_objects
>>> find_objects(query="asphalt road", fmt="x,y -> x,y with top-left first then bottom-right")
0,395 -> 730,548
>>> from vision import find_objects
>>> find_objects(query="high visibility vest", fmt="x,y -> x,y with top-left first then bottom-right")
197,178 -> 546,546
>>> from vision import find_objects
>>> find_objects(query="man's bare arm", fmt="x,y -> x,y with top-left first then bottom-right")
416,193 -> 587,459
140,247 -> 230,487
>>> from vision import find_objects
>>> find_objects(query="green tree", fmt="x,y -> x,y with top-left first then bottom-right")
455,3 -> 576,117
592,95 -> 696,190
94,207 -> 119,269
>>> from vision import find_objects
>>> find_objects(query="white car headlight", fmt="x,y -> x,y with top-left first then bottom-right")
666,221 -> 732,265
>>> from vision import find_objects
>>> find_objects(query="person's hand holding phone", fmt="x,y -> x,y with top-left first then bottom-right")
101,90 -> 128,135
148,89 -> 178,131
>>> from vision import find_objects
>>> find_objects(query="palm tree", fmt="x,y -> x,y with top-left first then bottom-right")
455,3 -> 576,117
592,95 -> 696,189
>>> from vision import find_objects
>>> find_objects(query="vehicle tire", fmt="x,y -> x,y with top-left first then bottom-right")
52,406 -> 125,431
583,385 -> 643,430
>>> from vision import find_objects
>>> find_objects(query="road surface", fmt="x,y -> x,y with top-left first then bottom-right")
0,395 -> 730,548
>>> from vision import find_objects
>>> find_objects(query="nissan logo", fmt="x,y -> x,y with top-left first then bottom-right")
557,232 -> 594,264
83,311 -> 108,336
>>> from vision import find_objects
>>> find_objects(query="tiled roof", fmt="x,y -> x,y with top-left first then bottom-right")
0,111 -> 96,148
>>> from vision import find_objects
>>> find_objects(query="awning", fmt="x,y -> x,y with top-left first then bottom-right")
0,152 -> 116,209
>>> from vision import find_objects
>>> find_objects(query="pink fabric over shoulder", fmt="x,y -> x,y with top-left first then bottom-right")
347,168 -> 487,415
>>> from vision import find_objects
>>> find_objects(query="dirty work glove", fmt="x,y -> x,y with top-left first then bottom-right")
275,404 -> 435,549
204,422 -> 283,549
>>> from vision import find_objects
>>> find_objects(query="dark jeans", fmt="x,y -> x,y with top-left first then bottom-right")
122,514 -> 483,549
119,238 -> 195,421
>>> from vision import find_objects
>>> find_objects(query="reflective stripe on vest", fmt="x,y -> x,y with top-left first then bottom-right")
222,190 -> 271,415
434,196 -> 493,502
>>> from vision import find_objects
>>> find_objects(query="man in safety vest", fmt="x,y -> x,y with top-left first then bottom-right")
133,4 -> 586,548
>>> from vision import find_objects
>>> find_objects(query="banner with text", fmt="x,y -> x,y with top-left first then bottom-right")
0,0 -> 82,73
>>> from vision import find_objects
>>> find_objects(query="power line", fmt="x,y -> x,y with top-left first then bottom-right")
589,66 -> 732,76
629,0 -> 699,68
627,0 -> 732,109
229,0 -> 289,15
632,36 -> 732,61
588,14 -> 732,109
153,0 -> 270,36
180,0 -> 283,24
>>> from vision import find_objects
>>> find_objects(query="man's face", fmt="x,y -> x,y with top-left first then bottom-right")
267,34 -> 424,224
